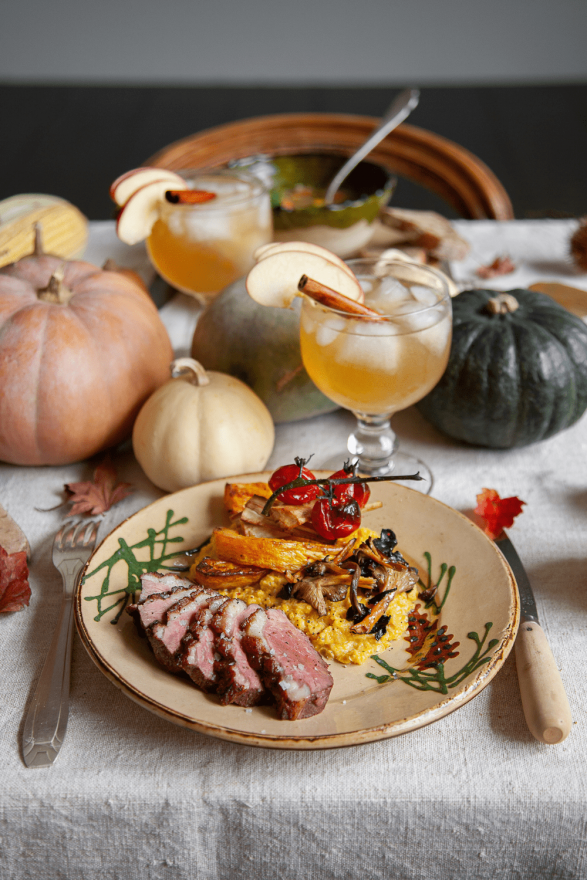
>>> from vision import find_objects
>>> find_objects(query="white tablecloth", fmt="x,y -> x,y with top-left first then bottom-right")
1,220 -> 586,880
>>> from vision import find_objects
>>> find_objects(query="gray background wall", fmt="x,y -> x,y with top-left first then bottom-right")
1,0 -> 586,85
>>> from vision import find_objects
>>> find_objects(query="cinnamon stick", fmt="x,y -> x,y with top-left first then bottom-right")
298,275 -> 386,320
165,190 -> 217,205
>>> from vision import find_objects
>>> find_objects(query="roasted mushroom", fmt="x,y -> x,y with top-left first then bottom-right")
281,529 -> 419,625
291,576 -> 348,616
289,558 -> 370,616
350,593 -> 393,634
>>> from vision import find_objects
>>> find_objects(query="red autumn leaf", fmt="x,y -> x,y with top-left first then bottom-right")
476,255 -> 516,278
65,459 -> 133,517
0,545 -> 31,613
474,487 -> 526,540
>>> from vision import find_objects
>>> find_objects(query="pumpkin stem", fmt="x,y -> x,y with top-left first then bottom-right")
37,263 -> 74,305
485,292 -> 519,315
33,223 -> 44,256
171,357 -> 210,387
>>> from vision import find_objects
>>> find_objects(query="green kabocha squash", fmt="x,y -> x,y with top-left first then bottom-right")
191,277 -> 337,423
417,288 -> 587,448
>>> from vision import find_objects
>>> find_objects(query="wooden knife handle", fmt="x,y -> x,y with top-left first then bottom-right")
515,621 -> 572,744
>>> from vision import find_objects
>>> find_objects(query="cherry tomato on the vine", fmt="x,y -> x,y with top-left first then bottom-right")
268,460 -> 320,505
329,462 -> 371,509
311,497 -> 361,540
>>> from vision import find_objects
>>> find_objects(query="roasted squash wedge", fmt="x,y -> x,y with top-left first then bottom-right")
212,527 -> 334,573
191,557 -> 268,590
223,481 -> 272,515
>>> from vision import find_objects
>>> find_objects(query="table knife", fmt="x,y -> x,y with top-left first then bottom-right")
495,531 -> 572,744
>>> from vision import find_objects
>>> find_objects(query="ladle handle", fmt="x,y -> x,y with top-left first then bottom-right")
324,88 -> 420,205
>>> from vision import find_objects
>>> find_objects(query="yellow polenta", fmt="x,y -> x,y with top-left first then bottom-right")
189,528 -> 418,666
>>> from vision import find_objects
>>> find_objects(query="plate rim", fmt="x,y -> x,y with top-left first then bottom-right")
74,474 -> 520,750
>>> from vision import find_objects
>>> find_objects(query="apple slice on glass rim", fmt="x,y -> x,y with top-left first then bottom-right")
245,249 -> 363,308
116,178 -> 188,246
253,241 -> 356,280
110,167 -> 186,207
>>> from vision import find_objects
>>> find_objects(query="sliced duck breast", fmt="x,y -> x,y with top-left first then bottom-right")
126,572 -> 196,624
211,600 -> 265,706
138,572 -> 194,604
134,585 -> 202,631
181,595 -> 228,691
241,607 -> 333,720
147,587 -> 216,673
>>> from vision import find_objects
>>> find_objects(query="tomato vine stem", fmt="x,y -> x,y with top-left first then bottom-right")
261,471 -> 423,516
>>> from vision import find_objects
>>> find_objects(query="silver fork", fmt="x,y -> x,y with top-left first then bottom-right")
22,520 -> 99,768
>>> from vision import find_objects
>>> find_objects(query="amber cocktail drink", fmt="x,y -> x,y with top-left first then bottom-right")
300,258 -> 452,486
147,170 -> 272,300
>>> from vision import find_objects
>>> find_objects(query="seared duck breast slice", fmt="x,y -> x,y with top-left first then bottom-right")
126,572 -> 196,624
181,595 -> 228,691
241,607 -> 333,720
138,572 -> 194,604
133,585 -> 201,631
147,587 -> 215,672
211,600 -> 265,706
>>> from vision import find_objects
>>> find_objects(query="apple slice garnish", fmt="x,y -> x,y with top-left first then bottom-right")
110,167 -> 186,207
254,240 -> 356,280
116,178 -> 187,245
246,249 -> 363,309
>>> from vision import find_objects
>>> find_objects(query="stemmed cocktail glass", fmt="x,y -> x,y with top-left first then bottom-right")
299,258 -> 452,493
146,169 -> 272,303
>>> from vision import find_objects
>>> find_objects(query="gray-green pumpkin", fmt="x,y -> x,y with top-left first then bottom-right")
417,288 -> 587,448
191,278 -> 338,423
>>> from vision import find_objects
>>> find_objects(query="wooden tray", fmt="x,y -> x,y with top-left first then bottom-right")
146,113 -> 514,221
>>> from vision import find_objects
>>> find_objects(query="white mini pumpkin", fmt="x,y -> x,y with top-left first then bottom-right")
132,358 -> 275,492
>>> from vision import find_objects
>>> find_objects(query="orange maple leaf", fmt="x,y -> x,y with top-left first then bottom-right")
0,546 -> 31,613
474,488 -> 525,540
65,459 -> 133,517
476,255 -> 516,278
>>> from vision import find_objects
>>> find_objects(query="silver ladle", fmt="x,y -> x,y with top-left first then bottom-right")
323,88 -> 420,206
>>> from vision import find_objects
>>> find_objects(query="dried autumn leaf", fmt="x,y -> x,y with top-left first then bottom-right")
474,487 -> 525,540
65,459 -> 133,517
476,255 -> 516,278
0,545 -> 31,613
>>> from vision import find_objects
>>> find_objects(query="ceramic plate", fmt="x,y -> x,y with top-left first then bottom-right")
75,474 -> 519,750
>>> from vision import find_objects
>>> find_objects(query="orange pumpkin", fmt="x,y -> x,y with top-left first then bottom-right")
0,253 -> 173,465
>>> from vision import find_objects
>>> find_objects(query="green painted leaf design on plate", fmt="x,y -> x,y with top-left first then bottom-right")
366,551 -> 497,693
83,509 -> 187,624
367,623 -> 499,694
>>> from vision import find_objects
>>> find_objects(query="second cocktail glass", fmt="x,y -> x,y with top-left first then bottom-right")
299,258 -> 452,491
147,169 -> 272,302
